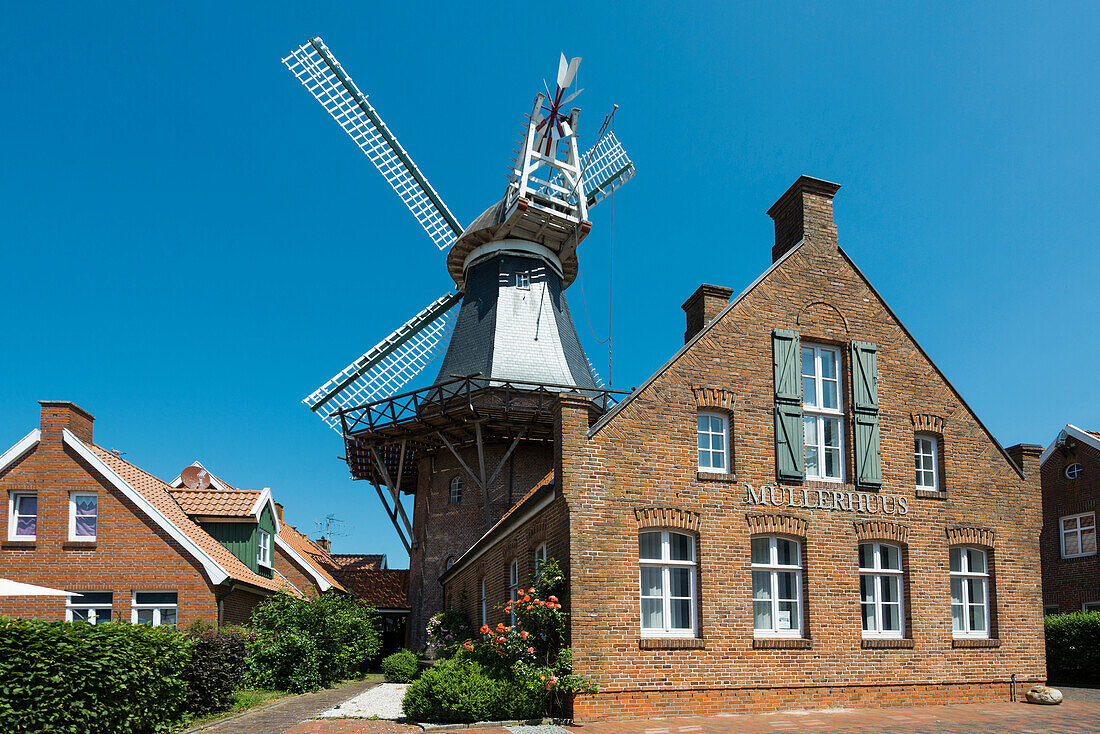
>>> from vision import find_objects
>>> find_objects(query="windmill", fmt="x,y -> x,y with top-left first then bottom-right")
283,39 -> 634,433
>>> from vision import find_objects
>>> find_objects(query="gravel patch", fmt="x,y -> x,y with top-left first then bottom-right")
318,682 -> 408,720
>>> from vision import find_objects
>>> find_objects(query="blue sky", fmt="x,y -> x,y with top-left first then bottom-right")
3,2 -> 1097,563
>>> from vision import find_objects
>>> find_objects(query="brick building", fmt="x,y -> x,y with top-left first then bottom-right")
1038,424 -> 1099,614
433,176 -> 1046,720
0,401 -> 350,627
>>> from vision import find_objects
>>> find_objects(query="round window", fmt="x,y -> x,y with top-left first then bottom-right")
1065,463 -> 1083,480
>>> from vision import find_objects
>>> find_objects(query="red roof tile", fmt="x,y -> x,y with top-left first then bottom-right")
333,567 -> 409,610
168,489 -> 260,517
278,523 -> 347,592
331,554 -> 387,571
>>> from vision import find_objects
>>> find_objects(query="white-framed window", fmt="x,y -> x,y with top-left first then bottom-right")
859,542 -> 904,638
257,529 -> 272,568
8,492 -> 37,541
697,412 -> 729,473
801,345 -> 843,481
639,529 -> 697,637
751,536 -> 803,637
1044,604 -> 1059,616
1065,463 -> 1083,480
67,591 -> 112,624
68,492 -> 98,541
480,578 -> 487,626
949,546 -> 990,638
1060,512 -> 1096,559
1084,601 -> 1100,613
534,542 -> 548,575
515,271 -> 531,289
508,559 -> 520,625
914,435 -> 939,490
132,591 -> 178,628
449,476 -> 462,504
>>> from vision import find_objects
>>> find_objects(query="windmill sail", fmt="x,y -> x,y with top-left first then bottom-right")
283,38 -> 463,251
581,131 -> 635,208
304,291 -> 462,432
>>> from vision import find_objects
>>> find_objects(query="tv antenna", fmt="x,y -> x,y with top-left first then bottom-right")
314,513 -> 353,542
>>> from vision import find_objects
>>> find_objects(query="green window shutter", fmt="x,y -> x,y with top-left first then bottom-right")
775,404 -> 805,480
773,329 -> 802,404
851,341 -> 878,412
854,413 -> 882,487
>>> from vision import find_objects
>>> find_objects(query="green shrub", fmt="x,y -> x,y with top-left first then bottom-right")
248,591 -> 381,692
1045,611 -> 1100,682
402,658 -> 541,723
0,617 -> 193,734
182,627 -> 250,715
382,649 -> 419,683
426,610 -> 476,658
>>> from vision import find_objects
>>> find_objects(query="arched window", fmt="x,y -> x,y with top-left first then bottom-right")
479,578 -> 487,626
533,542 -> 548,575
449,476 -> 462,504
751,536 -> 802,637
639,529 -> 696,637
858,542 -> 904,637
949,546 -> 990,638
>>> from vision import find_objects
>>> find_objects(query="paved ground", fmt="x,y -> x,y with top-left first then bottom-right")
185,678 -> 381,734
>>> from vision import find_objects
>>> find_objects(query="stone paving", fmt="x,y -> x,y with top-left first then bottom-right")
184,678 -> 381,734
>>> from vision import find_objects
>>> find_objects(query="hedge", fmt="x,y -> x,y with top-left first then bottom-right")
182,627 -> 250,715
1045,611 -> 1100,682
0,617 -> 193,734
381,649 -> 419,683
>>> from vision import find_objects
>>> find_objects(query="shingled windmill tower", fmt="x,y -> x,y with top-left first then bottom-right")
283,39 -> 634,643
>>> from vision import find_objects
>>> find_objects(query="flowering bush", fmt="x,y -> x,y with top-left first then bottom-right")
425,610 -> 475,659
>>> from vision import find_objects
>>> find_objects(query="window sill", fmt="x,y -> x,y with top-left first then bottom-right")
63,542 -> 97,550
952,637 -> 1000,648
2,540 -> 36,549
753,637 -> 812,649
915,489 -> 948,500
862,638 -> 914,649
696,471 -> 737,483
639,637 -> 706,650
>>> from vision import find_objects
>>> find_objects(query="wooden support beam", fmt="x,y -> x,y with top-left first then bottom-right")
485,428 -> 528,490
368,445 -> 415,544
371,481 -> 411,554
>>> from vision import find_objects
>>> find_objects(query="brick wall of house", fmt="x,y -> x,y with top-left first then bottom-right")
221,586 -> 267,626
1039,438 -> 1099,612
408,441 -> 553,649
559,179 -> 1045,721
0,403 -> 220,628
273,544 -> 321,597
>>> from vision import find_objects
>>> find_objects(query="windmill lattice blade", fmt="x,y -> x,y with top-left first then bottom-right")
581,131 -> 636,208
303,291 -> 462,432
283,38 -> 462,251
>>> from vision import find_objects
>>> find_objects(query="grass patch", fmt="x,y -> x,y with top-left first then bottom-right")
173,688 -> 291,731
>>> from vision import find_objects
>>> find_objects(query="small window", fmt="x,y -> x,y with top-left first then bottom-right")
449,476 -> 462,504
914,435 -> 939,490
69,493 -> 98,541
949,547 -> 990,638
1060,512 -> 1096,559
697,412 -> 729,473
858,542 -> 904,637
1065,463 -> 1084,480
444,556 -> 455,570
1084,602 -> 1100,613
8,492 -> 37,541
132,591 -> 178,628
480,578 -> 487,626
751,536 -> 802,637
802,345 -> 843,481
639,530 -> 697,637
508,559 -> 520,625
1044,605 -> 1059,616
258,529 -> 272,567
534,543 -> 548,575
67,591 -> 112,624
515,271 -> 531,289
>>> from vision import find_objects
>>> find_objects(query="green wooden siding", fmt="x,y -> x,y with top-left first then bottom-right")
204,522 -> 260,573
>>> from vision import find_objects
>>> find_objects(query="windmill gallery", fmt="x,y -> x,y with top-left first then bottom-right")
279,39 -> 1045,721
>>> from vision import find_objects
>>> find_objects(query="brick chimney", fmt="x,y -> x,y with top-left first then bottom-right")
1006,443 -> 1043,484
39,400 -> 94,445
766,175 -> 842,262
274,502 -> 285,523
315,536 -> 331,552
682,284 -> 734,343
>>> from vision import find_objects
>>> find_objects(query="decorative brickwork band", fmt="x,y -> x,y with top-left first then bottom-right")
945,526 -> 995,548
852,520 -> 910,544
910,413 -> 945,433
634,507 -> 701,532
691,387 -> 736,411
745,513 -> 807,538
752,637 -> 812,649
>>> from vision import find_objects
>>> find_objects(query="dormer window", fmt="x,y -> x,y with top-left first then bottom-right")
258,529 -> 272,568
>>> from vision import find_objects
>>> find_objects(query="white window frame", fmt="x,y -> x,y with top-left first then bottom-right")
1083,601 -> 1100,613
8,491 -> 37,541
638,529 -> 697,638
516,271 -> 531,289
801,345 -> 844,482
858,542 -> 905,638
131,591 -> 178,627
508,559 -> 520,625
914,434 -> 939,490
449,476 -> 462,504
257,529 -> 272,568
534,542 -> 548,575
751,536 -> 803,638
66,591 -> 113,624
1060,512 -> 1096,559
1065,463 -> 1083,480
68,492 -> 98,542
697,411 -> 730,473
480,577 -> 487,626
949,546 -> 991,639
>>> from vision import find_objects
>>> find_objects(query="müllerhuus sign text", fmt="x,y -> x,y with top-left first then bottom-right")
744,484 -> 909,516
